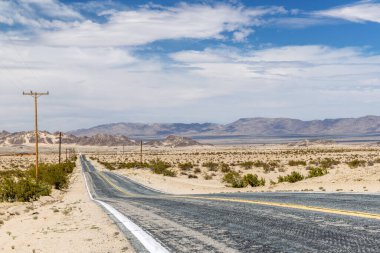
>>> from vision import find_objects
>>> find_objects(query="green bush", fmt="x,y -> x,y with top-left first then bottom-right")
118,161 -> 148,169
202,162 -> 219,171
0,177 -> 51,202
178,162 -> 193,171
346,159 -> 366,169
239,161 -> 254,170
243,174 -> 265,187
219,163 -> 231,173
278,171 -> 304,183
288,160 -> 307,166
98,161 -> 116,170
319,158 -> 340,169
0,160 -> 75,202
149,159 -> 176,177
222,171 -> 246,188
253,160 -> 278,173
27,162 -> 74,190
308,167 -> 328,178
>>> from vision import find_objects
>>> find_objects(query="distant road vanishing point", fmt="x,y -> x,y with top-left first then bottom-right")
80,156 -> 380,253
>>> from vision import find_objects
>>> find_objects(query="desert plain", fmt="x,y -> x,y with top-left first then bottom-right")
0,142 -> 379,252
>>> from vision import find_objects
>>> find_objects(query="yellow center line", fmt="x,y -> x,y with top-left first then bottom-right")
94,167 -> 135,197
83,160 -> 380,221
172,196 -> 380,220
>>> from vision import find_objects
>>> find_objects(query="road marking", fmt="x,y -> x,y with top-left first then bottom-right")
82,156 -> 380,221
97,171 -> 135,197
176,196 -> 380,220
80,157 -> 169,253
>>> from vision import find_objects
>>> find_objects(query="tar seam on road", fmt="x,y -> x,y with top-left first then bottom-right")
80,157 -> 170,253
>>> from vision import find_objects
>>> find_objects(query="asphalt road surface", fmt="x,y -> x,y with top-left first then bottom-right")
80,155 -> 380,253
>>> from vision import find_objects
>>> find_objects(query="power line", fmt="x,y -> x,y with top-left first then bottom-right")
23,91 -> 49,179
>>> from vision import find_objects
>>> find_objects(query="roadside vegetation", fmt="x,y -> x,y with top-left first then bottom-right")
278,171 -> 304,183
0,157 -> 76,202
90,146 -> 380,192
222,172 -> 265,188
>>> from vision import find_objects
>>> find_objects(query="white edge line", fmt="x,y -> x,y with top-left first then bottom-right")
80,156 -> 170,253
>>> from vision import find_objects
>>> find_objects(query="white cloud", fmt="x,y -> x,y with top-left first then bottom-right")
0,0 -> 82,29
315,1 -> 380,23
38,4 -> 285,47
170,45 -> 380,88
1,1 -> 380,130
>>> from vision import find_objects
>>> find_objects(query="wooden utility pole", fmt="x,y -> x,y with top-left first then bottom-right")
58,132 -> 62,164
23,91 -> 49,180
140,140 -> 143,166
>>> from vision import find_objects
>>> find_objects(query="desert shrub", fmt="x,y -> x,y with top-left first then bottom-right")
319,158 -> 340,169
254,160 -> 277,173
188,174 -> 198,179
98,161 -> 116,170
25,161 -> 75,190
239,161 -> 254,170
346,159 -> 366,169
149,159 -> 176,177
0,177 -> 50,202
203,174 -> 213,180
118,161 -> 148,169
253,160 -> 267,168
178,162 -> 193,171
278,171 -> 304,183
219,163 -> 231,173
202,162 -> 219,171
0,170 -> 25,178
222,171 -> 246,188
243,174 -> 265,187
288,160 -> 307,166
162,169 -> 176,177
308,167 -> 328,178
193,168 -> 201,174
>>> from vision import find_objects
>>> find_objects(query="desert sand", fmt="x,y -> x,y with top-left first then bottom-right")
0,159 -> 134,253
89,144 -> 380,194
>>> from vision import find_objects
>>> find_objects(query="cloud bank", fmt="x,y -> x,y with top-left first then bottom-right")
0,1 -> 379,131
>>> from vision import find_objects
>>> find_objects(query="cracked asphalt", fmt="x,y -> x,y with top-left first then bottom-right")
80,155 -> 380,253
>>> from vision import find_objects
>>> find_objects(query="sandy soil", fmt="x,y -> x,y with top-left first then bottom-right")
89,144 -> 380,194
112,165 -> 380,194
0,161 -> 134,253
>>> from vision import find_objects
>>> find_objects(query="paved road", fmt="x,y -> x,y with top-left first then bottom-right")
80,156 -> 380,253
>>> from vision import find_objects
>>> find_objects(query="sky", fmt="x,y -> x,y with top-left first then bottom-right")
1,0 -> 380,131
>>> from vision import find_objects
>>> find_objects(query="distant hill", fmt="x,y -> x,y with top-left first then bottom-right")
68,115 -> 380,137
146,135 -> 208,148
0,131 -> 204,147
69,122 -> 221,137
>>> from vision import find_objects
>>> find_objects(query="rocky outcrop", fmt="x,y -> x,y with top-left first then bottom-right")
145,135 -> 209,147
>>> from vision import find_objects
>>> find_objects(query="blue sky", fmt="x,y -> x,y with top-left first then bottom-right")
0,0 -> 380,131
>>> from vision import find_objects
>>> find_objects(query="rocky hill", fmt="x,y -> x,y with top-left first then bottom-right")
145,135 -> 209,148
68,115 -> 380,137
0,131 -> 204,147
0,131 -> 137,146
69,122 -> 221,137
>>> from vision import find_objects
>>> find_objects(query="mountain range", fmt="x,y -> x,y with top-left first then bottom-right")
68,115 -> 380,137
